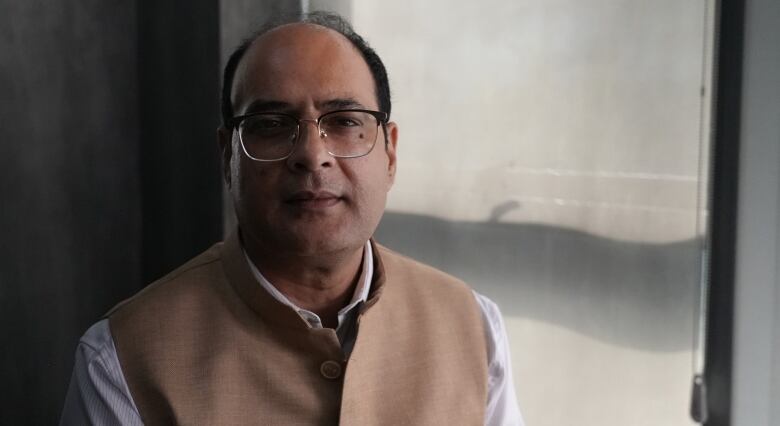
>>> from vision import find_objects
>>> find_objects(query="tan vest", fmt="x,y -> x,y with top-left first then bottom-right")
108,231 -> 488,425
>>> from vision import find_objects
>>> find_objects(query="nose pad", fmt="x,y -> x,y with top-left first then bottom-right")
290,125 -> 325,143
295,121 -> 327,142
286,121 -> 332,170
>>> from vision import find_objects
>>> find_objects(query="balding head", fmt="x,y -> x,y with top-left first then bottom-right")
230,23 -> 375,119
220,12 -> 391,129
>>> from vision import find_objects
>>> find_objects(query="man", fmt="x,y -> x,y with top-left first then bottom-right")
61,12 -> 523,425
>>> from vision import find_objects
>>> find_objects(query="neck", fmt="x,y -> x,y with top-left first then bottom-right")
243,236 -> 365,329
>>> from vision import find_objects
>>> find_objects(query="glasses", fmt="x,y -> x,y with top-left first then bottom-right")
227,109 -> 389,162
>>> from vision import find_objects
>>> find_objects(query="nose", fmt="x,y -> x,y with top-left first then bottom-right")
285,119 -> 333,172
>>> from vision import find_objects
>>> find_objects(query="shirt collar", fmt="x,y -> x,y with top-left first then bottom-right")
241,242 -> 374,330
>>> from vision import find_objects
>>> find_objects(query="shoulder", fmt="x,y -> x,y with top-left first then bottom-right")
77,319 -> 118,367
374,242 -> 473,294
472,292 -> 504,336
371,242 -> 484,331
471,292 -> 508,370
106,242 -> 225,319
60,319 -> 143,425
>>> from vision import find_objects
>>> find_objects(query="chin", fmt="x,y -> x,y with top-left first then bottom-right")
290,236 -> 364,257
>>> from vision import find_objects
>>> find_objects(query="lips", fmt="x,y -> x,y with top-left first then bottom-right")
285,190 -> 343,209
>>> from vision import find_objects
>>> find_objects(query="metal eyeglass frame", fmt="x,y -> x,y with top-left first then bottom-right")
226,109 -> 389,162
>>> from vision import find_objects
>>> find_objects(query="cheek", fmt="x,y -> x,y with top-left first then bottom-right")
353,166 -> 392,215
232,158 -> 275,207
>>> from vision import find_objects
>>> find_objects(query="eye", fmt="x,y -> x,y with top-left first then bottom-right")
324,112 -> 365,128
246,117 -> 285,130
336,117 -> 359,127
241,115 -> 296,136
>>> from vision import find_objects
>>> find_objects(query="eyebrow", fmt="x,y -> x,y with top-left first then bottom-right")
242,99 -> 293,115
319,98 -> 366,110
240,97 -> 368,116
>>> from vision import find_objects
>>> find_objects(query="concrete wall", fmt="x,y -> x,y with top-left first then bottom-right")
352,1 -> 714,424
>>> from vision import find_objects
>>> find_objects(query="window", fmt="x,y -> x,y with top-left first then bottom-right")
352,1 -> 716,424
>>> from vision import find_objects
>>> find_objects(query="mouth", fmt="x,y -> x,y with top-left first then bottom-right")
284,190 -> 343,210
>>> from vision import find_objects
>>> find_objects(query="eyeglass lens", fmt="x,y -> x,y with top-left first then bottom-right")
238,111 -> 380,161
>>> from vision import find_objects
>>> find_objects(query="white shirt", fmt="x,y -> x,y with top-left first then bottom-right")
60,242 -> 524,425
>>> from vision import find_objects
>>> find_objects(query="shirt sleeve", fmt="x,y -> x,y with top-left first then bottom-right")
473,291 -> 525,426
60,319 -> 144,426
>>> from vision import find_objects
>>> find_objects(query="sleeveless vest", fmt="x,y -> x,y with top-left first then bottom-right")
108,230 -> 488,425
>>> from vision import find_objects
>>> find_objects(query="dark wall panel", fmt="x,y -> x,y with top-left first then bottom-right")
1,0 -> 223,423
138,0 -> 223,283
0,1 -> 141,424
705,0 -> 745,424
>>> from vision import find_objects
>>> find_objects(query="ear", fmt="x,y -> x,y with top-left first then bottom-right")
384,122 -> 398,188
217,126 -> 233,188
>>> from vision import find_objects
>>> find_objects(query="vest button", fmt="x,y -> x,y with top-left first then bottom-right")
320,360 -> 342,379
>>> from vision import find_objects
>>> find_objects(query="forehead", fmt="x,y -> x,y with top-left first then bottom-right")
231,24 -> 377,114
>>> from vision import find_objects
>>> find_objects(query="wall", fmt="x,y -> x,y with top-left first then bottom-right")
731,0 -> 780,423
352,1 -> 714,424
137,0 -> 223,283
0,0 -> 223,423
0,1 -> 141,423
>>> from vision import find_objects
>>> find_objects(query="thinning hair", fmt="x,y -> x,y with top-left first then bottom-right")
220,12 -> 391,129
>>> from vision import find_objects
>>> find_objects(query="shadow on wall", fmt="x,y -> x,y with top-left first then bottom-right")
375,211 -> 699,353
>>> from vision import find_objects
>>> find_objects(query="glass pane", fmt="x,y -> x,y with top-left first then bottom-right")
354,1 -> 715,425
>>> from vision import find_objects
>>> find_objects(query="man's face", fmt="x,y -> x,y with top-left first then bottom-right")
220,24 -> 398,259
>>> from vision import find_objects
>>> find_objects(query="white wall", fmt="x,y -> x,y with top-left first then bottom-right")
350,1 -> 714,425
355,0 -> 712,244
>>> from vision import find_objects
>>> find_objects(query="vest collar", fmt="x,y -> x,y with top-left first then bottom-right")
363,239 -> 386,312
221,228 -> 387,328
